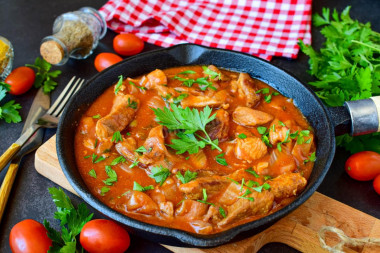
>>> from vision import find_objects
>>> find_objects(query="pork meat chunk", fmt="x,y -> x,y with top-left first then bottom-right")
233,106 -> 273,126
118,190 -> 158,215
217,190 -> 274,226
235,137 -> 268,162
115,137 -> 137,162
206,109 -> 230,141
139,125 -> 168,165
268,173 -> 307,200
179,176 -> 230,200
96,94 -> 139,139
175,200 -> 208,219
237,73 -> 261,107
181,90 -> 228,108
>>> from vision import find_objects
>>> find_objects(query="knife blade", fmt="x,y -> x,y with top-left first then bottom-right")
0,88 -> 50,222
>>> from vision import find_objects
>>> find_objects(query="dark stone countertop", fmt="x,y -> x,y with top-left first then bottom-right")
0,0 -> 379,252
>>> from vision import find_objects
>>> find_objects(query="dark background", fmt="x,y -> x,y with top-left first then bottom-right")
0,0 -> 379,252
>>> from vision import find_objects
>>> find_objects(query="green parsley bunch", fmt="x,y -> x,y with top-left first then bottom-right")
298,6 -> 380,153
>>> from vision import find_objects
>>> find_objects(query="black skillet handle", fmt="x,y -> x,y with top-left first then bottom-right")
328,96 -> 380,136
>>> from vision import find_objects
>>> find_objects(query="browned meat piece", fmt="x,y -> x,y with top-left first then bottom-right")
206,109 -> 230,141
79,117 -> 96,135
159,201 -> 174,218
115,137 -> 137,162
189,220 -> 213,234
203,205 -> 221,223
96,139 -> 114,154
146,69 -> 167,87
175,200 -> 208,219
216,182 -> 241,206
269,119 -> 290,145
267,148 -> 297,177
181,90 -> 228,108
188,150 -> 208,170
157,178 -> 182,204
203,65 -> 229,81
218,190 -> 274,226
233,106 -> 273,126
291,135 -> 314,165
268,173 -> 307,200
147,95 -> 166,109
139,125 -> 168,165
235,137 -> 267,162
96,94 -> 139,139
237,73 -> 261,107
179,176 -> 230,200
122,190 -> 158,215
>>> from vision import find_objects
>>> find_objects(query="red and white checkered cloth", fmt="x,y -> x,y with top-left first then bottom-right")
99,0 -> 312,61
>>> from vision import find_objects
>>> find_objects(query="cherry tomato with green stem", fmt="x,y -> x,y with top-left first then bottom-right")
345,151 -> 380,181
94,53 -> 123,72
113,33 -> 144,56
4,66 -> 35,95
9,219 -> 52,253
80,219 -> 130,253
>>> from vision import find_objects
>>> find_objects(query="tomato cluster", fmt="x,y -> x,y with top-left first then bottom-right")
345,151 -> 380,194
94,33 -> 144,72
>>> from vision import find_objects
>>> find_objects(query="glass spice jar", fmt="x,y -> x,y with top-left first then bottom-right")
0,36 -> 14,81
40,7 -> 107,65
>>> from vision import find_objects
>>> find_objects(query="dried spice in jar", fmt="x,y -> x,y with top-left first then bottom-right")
0,36 -> 14,80
40,7 -> 106,65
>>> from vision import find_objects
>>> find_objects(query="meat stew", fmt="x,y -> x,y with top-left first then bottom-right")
74,65 -> 316,234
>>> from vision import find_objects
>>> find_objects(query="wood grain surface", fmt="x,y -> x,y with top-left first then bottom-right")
35,136 -> 380,253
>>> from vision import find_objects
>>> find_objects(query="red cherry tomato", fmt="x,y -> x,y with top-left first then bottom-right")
373,175 -> 380,195
9,219 -> 52,253
94,53 -> 123,72
113,33 -> 144,56
80,219 -> 130,253
5,66 -> 35,95
345,151 -> 380,181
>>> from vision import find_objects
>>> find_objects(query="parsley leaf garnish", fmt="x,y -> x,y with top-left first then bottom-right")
114,75 -> 123,94
149,165 -> 170,186
245,168 -> 260,178
0,81 -> 22,123
92,114 -> 101,119
135,145 -> 147,154
103,165 -> 117,186
112,131 -> 123,143
133,182 -> 154,192
238,133 -> 247,139
43,187 -> 93,252
152,104 -> 221,154
25,57 -> 61,94
127,97 -> 138,109
219,207 -> 226,218
101,186 -> 110,196
129,157 -> 139,168
215,153 -> 228,166
257,126 -> 272,147
88,169 -> 97,178
110,156 -> 126,166
304,152 -> 317,163
176,170 -> 197,184
202,66 -> 221,80
197,188 -> 215,206
129,80 -> 146,90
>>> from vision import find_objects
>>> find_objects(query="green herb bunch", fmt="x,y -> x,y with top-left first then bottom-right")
298,6 -> 380,153
0,82 -> 21,123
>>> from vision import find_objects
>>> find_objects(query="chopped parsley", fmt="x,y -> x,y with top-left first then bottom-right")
255,88 -> 270,94
110,156 -> 126,166
129,157 -> 139,168
92,114 -> 101,119
304,152 -> 317,163
264,92 -> 279,103
129,80 -> 146,90
290,130 -> 311,144
176,170 -> 197,184
127,97 -> 138,109
103,166 -> 117,186
135,146 -> 147,154
133,182 -> 154,192
257,126 -> 272,147
149,165 -> 171,186
112,131 -> 123,143
173,93 -> 189,104
215,153 -> 228,166
227,177 -> 239,185
88,169 -> 97,178
84,155 -> 91,159
94,139 -> 98,149
238,189 -> 254,201
252,183 -> 271,193
197,188 -> 215,206
114,75 -> 123,95
245,168 -> 260,178
202,66 -> 221,80
277,129 -> 291,152
100,186 -> 110,196
238,133 -> 247,139
92,154 -> 105,164
219,207 -> 226,218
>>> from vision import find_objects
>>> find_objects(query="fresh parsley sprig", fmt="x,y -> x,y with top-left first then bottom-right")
176,170 -> 197,184
152,104 -> 222,154
149,165 -> 170,186
26,57 -> 61,94
43,187 -> 93,253
0,82 -> 22,123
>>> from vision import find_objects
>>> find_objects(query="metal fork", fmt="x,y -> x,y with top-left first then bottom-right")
0,76 -> 85,173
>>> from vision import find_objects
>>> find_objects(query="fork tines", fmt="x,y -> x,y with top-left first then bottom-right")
47,76 -> 85,117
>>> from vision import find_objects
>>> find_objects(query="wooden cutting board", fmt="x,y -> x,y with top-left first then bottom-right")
35,136 -> 380,253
